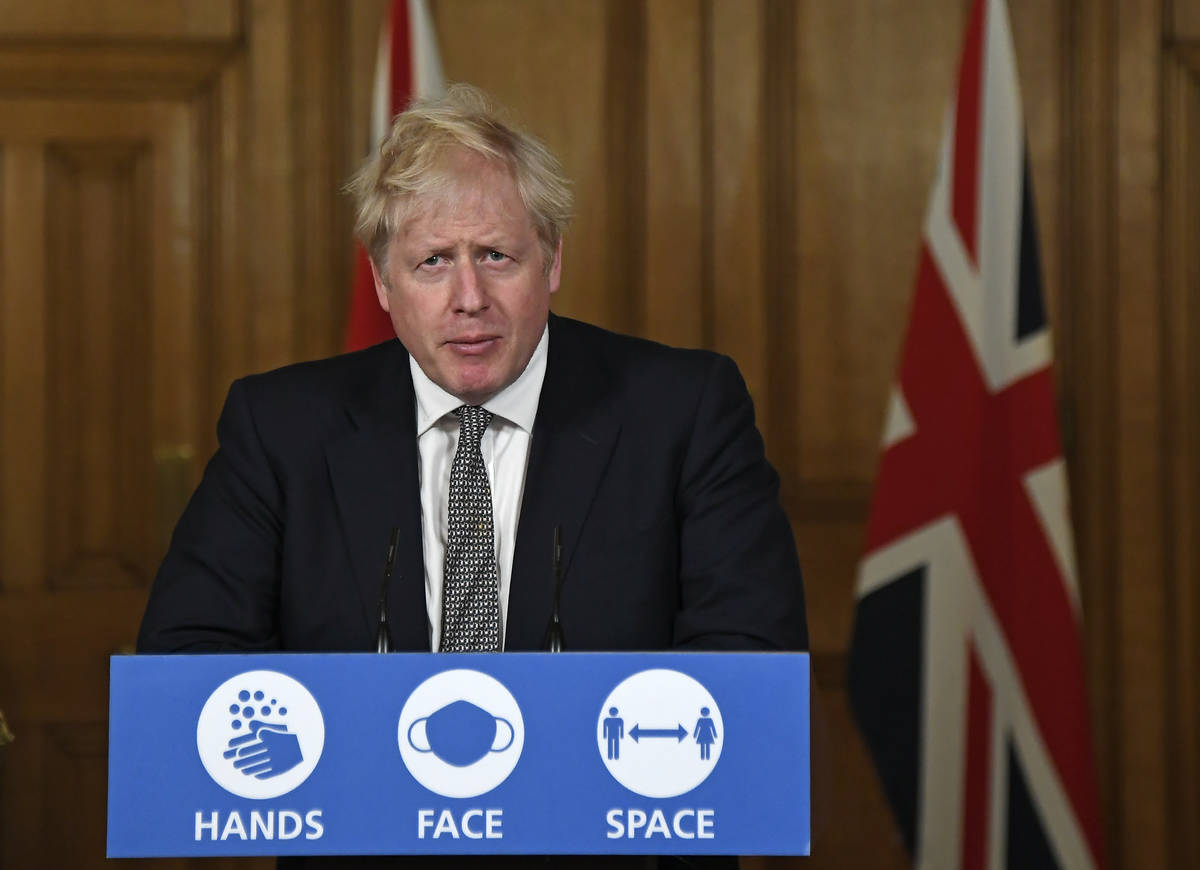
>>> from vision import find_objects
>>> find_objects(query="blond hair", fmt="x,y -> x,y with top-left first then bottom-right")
349,84 -> 573,273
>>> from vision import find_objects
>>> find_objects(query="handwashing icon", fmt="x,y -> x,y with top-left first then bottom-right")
407,699 -> 515,767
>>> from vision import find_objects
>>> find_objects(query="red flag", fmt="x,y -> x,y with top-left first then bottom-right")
344,0 -> 445,351
847,1 -> 1105,867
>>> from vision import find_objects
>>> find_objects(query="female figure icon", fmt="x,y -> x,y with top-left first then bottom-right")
693,707 -> 718,760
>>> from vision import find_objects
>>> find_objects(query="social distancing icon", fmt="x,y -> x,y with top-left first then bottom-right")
597,669 -> 723,798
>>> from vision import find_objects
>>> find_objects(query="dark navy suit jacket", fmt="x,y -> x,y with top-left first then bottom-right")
139,314 -> 807,655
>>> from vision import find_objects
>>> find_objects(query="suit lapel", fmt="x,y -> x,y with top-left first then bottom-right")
506,316 -> 621,650
325,344 -> 430,651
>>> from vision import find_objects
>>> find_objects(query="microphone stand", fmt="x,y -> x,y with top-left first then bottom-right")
376,527 -> 401,653
544,526 -> 566,652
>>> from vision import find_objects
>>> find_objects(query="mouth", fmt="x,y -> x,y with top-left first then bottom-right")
444,335 -> 500,355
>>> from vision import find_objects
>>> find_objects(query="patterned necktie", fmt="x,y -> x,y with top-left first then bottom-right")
440,405 -> 501,652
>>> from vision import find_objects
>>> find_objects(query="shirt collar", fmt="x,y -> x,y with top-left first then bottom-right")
410,325 -> 549,436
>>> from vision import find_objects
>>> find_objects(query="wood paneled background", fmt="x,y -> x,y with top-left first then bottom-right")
0,1 -> 1195,867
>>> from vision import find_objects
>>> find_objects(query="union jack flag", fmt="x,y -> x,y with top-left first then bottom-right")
847,1 -> 1105,868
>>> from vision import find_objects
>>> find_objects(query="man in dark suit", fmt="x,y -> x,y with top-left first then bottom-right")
137,84 -> 806,868
139,84 -> 806,657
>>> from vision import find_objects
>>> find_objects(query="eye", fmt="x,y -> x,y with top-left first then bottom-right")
485,250 -> 507,262
421,254 -> 443,267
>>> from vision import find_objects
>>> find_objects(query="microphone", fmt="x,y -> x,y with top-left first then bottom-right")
376,527 -> 402,653
543,526 -> 566,652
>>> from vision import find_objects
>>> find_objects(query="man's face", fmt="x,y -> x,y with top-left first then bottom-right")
372,154 -> 561,406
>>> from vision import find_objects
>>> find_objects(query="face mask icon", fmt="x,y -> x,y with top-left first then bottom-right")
397,669 -> 524,798
407,699 -> 515,767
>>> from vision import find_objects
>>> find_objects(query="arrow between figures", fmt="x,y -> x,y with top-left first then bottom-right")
629,723 -> 687,742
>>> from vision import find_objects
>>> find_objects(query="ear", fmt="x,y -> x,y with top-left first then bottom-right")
547,239 -> 563,296
369,255 -> 391,313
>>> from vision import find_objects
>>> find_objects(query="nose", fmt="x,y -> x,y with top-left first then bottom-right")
450,262 -> 489,314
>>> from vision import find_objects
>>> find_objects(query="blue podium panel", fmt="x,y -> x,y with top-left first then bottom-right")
108,653 -> 809,857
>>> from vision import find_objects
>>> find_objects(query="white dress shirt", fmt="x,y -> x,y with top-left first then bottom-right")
409,326 -> 548,651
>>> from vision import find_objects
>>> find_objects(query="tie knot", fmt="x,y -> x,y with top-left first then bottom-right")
454,405 -> 492,444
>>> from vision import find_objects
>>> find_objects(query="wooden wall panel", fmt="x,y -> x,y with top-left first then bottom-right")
762,0 -> 799,478
206,52 -> 251,449
643,0 -> 704,348
1061,0 -> 1121,859
709,0 -> 768,420
293,0 -> 351,362
44,143 -> 154,591
791,0 -> 958,487
433,0 -> 622,334
41,724 -> 109,867
0,42 -> 236,98
1176,1 -> 1200,39
0,0 -> 238,40
246,1 -> 300,372
0,144 -> 46,597
1162,33 -> 1200,870
1,718 -> 40,868
1114,0 -> 1168,867
1063,0 -> 1200,867
602,0 -> 647,337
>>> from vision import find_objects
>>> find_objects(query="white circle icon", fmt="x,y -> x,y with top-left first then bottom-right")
397,669 -> 524,798
196,670 -> 325,800
598,669 -> 723,798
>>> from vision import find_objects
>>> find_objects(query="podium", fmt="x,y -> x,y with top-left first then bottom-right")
108,652 -> 809,857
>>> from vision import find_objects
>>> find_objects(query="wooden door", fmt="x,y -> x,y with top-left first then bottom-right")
0,1 -> 363,865
0,95 -> 199,868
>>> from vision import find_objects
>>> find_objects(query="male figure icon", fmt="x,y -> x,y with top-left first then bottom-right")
602,707 -> 624,760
